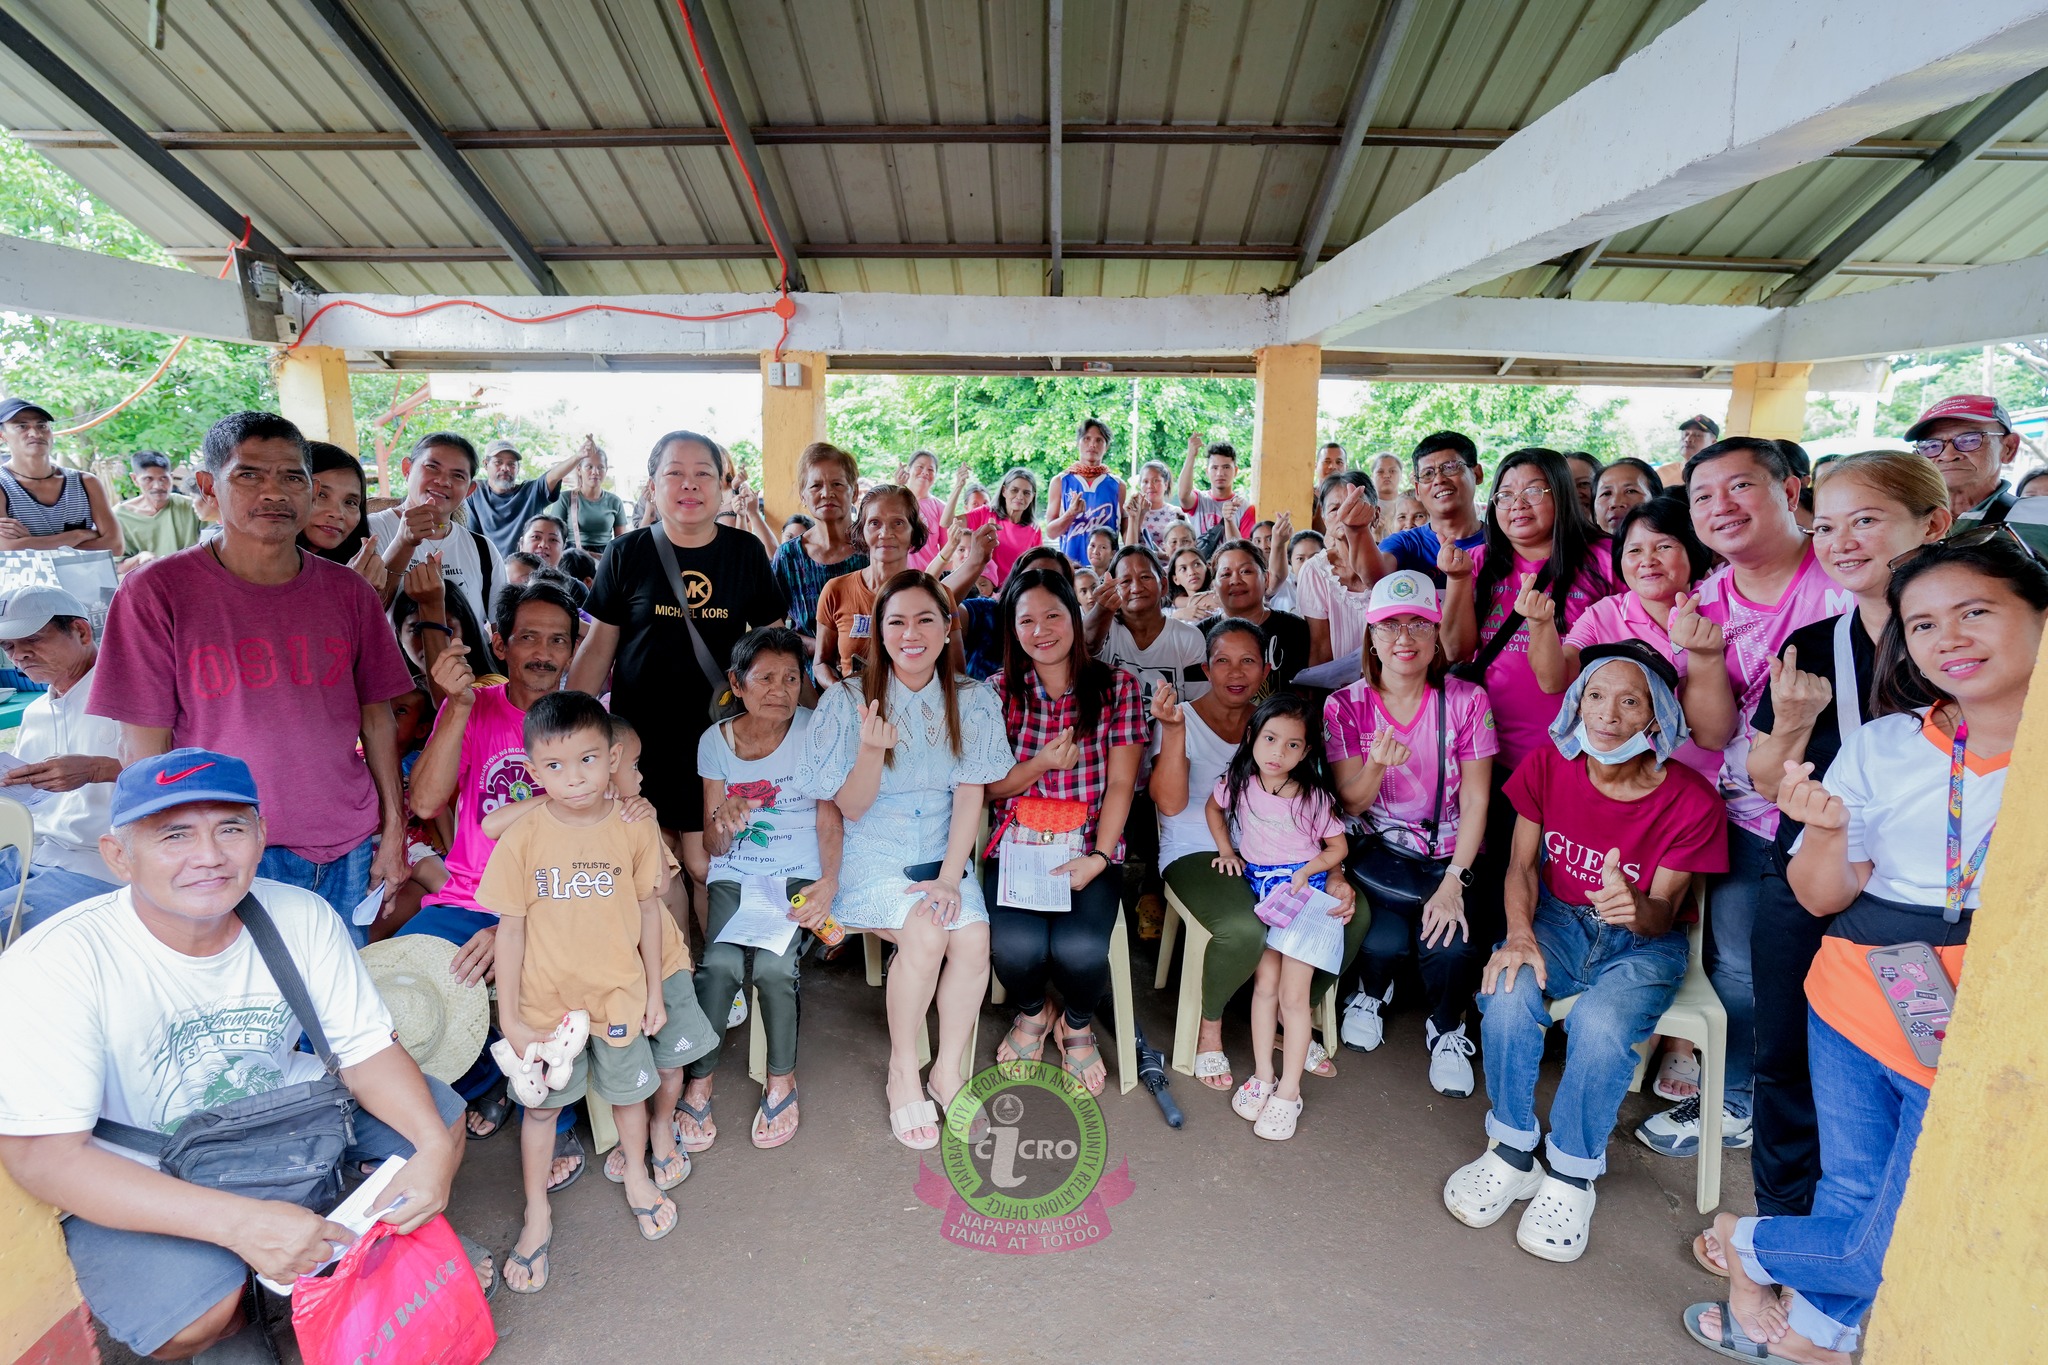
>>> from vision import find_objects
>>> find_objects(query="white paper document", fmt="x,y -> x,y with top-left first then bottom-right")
350,881 -> 387,927
0,754 -> 52,810
259,1155 -> 409,1295
997,839 -> 1074,913
1264,887 -> 1346,973
717,876 -> 802,955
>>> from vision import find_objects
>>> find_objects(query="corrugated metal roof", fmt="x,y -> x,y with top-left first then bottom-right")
0,0 -> 2039,310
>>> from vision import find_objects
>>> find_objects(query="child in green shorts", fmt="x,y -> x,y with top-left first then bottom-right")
479,691 -> 715,1293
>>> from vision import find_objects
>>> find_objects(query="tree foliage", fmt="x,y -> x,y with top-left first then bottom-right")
1329,383 -> 1630,480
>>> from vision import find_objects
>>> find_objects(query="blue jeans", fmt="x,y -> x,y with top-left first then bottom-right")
1476,886 -> 1688,1179
0,847 -> 120,938
1705,825 -> 1772,1118
257,837 -> 376,948
1732,1011 -> 1927,1354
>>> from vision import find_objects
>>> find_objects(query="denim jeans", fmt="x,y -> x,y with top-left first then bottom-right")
257,836 -> 376,948
1476,886 -> 1688,1179
1733,1011 -> 1928,1354
1705,825 -> 1774,1119
0,848 -> 120,938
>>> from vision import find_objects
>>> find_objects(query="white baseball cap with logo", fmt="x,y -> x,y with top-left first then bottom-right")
0,586 -> 92,641
1365,569 -> 1441,623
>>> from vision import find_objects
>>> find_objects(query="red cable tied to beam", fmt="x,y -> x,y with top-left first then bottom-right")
291,0 -> 798,359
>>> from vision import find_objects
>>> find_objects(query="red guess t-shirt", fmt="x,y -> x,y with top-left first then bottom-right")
1503,743 -> 1728,905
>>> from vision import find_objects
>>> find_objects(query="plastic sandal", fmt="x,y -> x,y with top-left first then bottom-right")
1682,1302 -> 1779,1360
1516,1175 -> 1598,1262
1656,1047 -> 1703,1101
457,1233 -> 497,1303
1693,1229 -> 1731,1277
1231,1075 -> 1271,1122
465,1079 -> 512,1141
1193,1050 -> 1233,1091
651,1149 -> 690,1191
629,1195 -> 677,1242
929,1079 -> 989,1145
1253,1092 -> 1303,1140
545,1129 -> 585,1193
1443,1149 -> 1547,1228
502,1238 -> 550,1295
751,1086 -> 800,1150
890,1098 -> 941,1151
490,1039 -> 550,1108
1304,1040 -> 1338,1078
673,1096 -> 716,1152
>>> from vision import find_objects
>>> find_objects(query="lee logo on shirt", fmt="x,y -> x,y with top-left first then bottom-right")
608,1024 -> 628,1039
531,865 -> 617,898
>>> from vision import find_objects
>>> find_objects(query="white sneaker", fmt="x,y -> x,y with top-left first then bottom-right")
1634,1097 -> 1753,1158
1341,985 -> 1389,1052
726,990 -> 748,1029
1425,1022 -> 1476,1098
1516,1174 -> 1597,1262
1443,1148 -> 1546,1228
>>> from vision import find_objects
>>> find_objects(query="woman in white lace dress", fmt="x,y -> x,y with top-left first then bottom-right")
797,570 -> 1015,1151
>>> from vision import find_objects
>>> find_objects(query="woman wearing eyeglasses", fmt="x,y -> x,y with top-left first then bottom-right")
1683,530 -> 2048,1363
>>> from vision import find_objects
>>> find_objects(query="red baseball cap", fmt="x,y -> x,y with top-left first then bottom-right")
1905,394 -> 2012,442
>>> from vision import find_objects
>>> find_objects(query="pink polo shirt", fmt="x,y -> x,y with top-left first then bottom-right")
1564,590 -> 1723,785
1468,549 -> 1617,773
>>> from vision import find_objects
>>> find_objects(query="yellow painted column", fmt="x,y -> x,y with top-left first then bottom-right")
1251,343 -> 1321,530
1864,628 -> 2048,1363
275,345 -> 357,454
1724,361 -> 1811,441
0,1161 -> 93,1362
760,350 -> 827,526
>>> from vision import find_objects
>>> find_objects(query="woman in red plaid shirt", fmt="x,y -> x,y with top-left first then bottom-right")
983,567 -> 1150,1096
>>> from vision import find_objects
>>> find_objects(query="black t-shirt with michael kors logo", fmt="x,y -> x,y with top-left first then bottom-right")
588,523 -> 787,828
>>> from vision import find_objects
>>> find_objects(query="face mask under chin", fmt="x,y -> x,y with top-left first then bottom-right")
1573,720 -> 1656,766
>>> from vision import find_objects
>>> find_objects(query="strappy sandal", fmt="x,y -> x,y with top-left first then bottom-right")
1193,1050 -> 1233,1091
1682,1302 -> 1785,1360
751,1087 -> 800,1149
502,1238 -> 550,1294
1304,1040 -> 1338,1078
889,1097 -> 941,1151
1059,1029 -> 1106,1096
629,1194 -> 677,1242
465,1079 -> 512,1140
997,1011 -> 1052,1065
673,1096 -> 716,1152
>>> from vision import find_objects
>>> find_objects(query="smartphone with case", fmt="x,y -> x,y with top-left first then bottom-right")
1864,942 -> 1957,1070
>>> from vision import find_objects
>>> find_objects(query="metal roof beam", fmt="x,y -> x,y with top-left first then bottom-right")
1295,0 -> 1419,277
1778,249 -> 2048,360
1763,66 -> 2048,307
676,0 -> 806,293
0,233 -> 257,340
296,0 -> 563,297
1287,0 -> 2048,345
0,8 -> 317,292
1539,237 -> 1611,299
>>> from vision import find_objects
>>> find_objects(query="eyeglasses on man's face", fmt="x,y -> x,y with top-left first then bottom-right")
1913,430 -> 2004,459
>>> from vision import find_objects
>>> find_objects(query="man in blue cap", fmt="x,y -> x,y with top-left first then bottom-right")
0,749 -> 475,1362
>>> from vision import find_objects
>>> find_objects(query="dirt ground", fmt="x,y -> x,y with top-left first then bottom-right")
100,943 -> 1749,1365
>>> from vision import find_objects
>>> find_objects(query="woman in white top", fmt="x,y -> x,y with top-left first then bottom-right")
796,571 -> 1015,1151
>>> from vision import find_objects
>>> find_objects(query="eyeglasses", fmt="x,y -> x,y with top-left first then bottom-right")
1413,462 -> 1470,486
1494,485 -> 1554,508
1887,519 -> 2035,571
1913,430 -> 2005,459
1371,619 -> 1437,638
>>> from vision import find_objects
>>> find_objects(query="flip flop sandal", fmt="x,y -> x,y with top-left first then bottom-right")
1682,1301 -> 1783,1360
751,1086 -> 801,1149
1193,1050 -> 1234,1091
1304,1041 -> 1338,1078
1694,1229 -> 1732,1277
546,1129 -> 585,1193
604,1147 -> 630,1184
457,1233 -> 498,1303
889,1097 -> 941,1151
997,1012 -> 1052,1064
502,1238 -> 551,1295
1060,1029 -> 1106,1095
629,1196 -> 677,1242
673,1097 -> 717,1153
465,1079 -> 512,1141
651,1149 -> 691,1191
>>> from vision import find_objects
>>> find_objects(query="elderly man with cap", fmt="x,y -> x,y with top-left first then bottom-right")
0,748 -> 480,1362
0,397 -> 123,555
0,587 -> 123,934
1906,393 -> 2048,558
1656,414 -> 1720,488
114,451 -> 204,569
464,437 -> 583,559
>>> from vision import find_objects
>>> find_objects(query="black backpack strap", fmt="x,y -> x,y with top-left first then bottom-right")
1979,482 -> 2019,526
471,527 -> 497,610
236,893 -> 342,1078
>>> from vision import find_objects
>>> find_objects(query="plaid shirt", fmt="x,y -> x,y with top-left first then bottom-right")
989,666 -> 1149,857
772,538 -> 868,636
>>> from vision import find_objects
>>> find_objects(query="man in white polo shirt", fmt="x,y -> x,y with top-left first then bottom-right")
0,586 -> 123,935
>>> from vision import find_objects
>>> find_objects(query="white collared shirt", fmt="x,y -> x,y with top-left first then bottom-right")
14,666 -> 121,879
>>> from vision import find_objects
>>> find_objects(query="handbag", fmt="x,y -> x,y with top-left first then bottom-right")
292,1217 -> 496,1365
92,894 -> 355,1212
1344,687 -> 1453,912
650,524 -> 737,723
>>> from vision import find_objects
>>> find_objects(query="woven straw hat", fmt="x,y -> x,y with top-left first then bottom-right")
358,935 -> 489,1083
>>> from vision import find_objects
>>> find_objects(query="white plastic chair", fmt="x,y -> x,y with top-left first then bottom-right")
1545,881 -> 1727,1213
0,796 -> 33,949
1158,885 -> 1338,1076
850,928 -> 978,1084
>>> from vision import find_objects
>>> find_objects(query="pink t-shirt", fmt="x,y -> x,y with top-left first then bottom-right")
91,547 -> 416,862
1693,547 -> 1854,837
425,684 -> 537,915
1212,776 -> 1342,867
1323,677 -> 1498,857
1468,549 -> 1617,773
1564,591 -> 1723,786
959,505 -> 1043,584
907,494 -> 947,571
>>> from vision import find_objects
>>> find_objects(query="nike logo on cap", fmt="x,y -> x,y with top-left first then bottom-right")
155,762 -> 216,785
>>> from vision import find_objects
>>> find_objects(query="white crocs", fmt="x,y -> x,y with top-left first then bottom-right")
536,1010 -> 590,1090
1253,1093 -> 1303,1141
1231,1075 -> 1272,1122
491,1038 -> 550,1109
1516,1174 -> 1598,1262
1443,1148 -> 1546,1228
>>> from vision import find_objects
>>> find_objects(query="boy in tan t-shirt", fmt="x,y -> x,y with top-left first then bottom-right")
480,692 -> 714,1293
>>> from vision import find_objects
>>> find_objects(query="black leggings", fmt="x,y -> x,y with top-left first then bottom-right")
1358,892 -> 1481,1035
1750,861 -> 1828,1216
985,860 -> 1122,1028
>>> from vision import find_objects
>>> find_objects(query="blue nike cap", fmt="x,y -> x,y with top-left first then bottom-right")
110,747 -> 261,827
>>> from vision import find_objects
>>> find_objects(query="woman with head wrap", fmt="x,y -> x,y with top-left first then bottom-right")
1441,641 -> 1728,1264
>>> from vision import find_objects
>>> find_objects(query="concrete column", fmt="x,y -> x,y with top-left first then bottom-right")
760,350 -> 828,526
276,345 -> 357,454
0,1162 -> 92,1362
1724,362 -> 1811,441
1865,634 -> 2048,1363
1251,344 -> 1321,530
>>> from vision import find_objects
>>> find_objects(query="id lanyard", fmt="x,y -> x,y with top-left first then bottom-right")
1945,717 -> 1996,923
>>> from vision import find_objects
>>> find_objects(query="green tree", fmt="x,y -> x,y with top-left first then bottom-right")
1328,383 -> 1630,483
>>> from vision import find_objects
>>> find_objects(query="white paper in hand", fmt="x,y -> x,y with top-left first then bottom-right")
0,753 -> 52,810
997,839 -> 1073,913
259,1155 -> 408,1295
716,876 -> 802,955
1264,886 -> 1345,973
350,882 -> 387,927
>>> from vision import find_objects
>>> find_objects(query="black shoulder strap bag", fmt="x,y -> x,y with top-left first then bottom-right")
1449,560 -> 1552,685
1344,686 -> 1454,911
650,525 -> 737,723
92,895 -> 355,1211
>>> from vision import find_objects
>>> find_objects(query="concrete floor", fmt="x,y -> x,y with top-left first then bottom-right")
103,942 -> 1751,1365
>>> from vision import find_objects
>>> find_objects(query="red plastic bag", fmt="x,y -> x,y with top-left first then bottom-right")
292,1216 -> 496,1365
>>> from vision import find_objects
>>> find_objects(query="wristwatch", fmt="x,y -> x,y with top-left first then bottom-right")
1447,864 -> 1474,889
